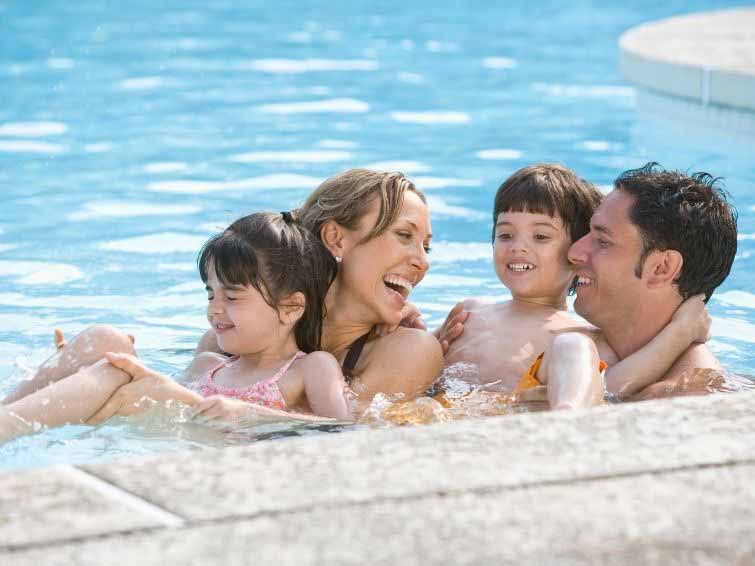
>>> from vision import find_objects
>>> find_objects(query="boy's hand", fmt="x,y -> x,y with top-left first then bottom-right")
671,294 -> 711,344
433,302 -> 469,355
375,303 -> 427,337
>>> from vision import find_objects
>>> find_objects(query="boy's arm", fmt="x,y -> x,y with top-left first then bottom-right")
605,295 -> 710,399
432,301 -> 471,354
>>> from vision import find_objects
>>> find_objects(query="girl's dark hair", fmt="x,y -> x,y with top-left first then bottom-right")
198,212 -> 337,352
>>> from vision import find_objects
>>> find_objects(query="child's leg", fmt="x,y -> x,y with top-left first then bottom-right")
2,325 -> 135,404
0,358 -> 131,443
540,333 -> 604,410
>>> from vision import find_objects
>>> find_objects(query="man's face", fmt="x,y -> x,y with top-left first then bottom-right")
567,190 -> 647,329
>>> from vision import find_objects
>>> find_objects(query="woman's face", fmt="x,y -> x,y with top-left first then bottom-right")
338,191 -> 432,327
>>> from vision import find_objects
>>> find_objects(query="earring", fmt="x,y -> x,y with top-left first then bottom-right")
335,256 -> 342,263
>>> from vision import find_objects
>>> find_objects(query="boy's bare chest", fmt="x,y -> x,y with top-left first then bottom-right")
444,313 -> 563,389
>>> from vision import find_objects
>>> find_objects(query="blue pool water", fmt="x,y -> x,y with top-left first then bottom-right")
1,0 -> 754,470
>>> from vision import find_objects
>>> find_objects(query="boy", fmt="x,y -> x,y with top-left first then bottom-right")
436,164 -> 709,409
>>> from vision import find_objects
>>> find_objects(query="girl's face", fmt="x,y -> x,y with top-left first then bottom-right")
338,191 -> 432,327
205,265 -> 284,355
493,210 -> 574,302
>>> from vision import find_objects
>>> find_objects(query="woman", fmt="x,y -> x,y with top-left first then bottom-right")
198,169 -> 443,413
6,169 -> 443,422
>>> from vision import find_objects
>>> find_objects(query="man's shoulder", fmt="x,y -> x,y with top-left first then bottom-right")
665,343 -> 721,380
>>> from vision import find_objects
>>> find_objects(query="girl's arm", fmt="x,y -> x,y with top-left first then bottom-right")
604,295 -> 711,399
0,358 -> 131,442
300,351 -> 351,420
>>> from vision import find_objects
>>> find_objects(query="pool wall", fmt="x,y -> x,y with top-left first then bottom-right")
2,389 -> 755,565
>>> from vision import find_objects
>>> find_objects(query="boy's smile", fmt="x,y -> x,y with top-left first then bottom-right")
493,210 -> 573,305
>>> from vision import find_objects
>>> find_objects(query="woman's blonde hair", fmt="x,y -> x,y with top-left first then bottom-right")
295,169 -> 426,243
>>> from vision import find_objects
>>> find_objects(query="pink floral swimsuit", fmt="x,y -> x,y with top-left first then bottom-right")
192,351 -> 305,410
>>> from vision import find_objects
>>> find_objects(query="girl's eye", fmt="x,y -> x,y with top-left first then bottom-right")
497,233 -> 512,240
534,234 -> 551,241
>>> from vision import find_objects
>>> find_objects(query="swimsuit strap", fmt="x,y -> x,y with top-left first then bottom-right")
207,356 -> 239,382
342,332 -> 370,382
271,350 -> 306,383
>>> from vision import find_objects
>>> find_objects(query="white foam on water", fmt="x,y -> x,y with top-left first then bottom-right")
482,57 -> 517,69
163,281 -> 205,294
46,58 -> 75,70
714,291 -> 755,309
258,98 -> 369,114
0,244 -> 17,252
137,314 -> 208,329
245,59 -> 378,73
143,162 -> 189,174
83,143 -> 113,153
429,241 -> 492,263
711,316 -> 755,343
425,40 -> 457,53
420,273 -> 486,288
157,262 -> 196,272
0,140 -> 67,154
198,221 -> 230,232
229,150 -> 353,163
0,121 -> 67,137
390,111 -> 470,125
413,176 -> 482,189
148,173 -> 321,194
68,202 -> 201,221
737,233 -> 755,240
413,301 -> 461,314
364,160 -> 432,173
532,83 -> 635,98
317,139 -> 358,149
397,72 -> 424,84
99,233 -> 208,254
117,77 -> 165,90
426,196 -> 486,220
475,149 -> 523,160
580,140 -> 623,152
0,261 -> 83,285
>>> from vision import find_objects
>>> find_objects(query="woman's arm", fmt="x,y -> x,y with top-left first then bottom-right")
351,328 -> 444,404
605,295 -> 711,399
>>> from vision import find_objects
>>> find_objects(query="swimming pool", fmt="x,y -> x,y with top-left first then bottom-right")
2,0 -> 754,470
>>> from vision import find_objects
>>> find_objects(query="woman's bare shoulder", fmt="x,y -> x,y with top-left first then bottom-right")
370,327 -> 443,371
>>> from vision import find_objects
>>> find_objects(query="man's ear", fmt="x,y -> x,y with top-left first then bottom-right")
644,249 -> 683,289
320,220 -> 345,259
278,292 -> 306,325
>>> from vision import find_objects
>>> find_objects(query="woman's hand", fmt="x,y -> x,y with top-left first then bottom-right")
671,294 -> 711,344
87,353 -> 201,424
433,302 -> 469,355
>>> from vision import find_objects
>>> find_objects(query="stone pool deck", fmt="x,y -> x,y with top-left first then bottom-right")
2,389 -> 755,565
620,7 -> 755,111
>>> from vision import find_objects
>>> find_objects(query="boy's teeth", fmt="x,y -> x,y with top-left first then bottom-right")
576,276 -> 593,286
508,263 -> 535,271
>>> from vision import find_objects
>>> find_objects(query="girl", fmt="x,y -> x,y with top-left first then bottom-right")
0,212 -> 349,443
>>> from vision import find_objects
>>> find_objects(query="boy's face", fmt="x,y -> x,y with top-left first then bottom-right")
492,210 -> 574,302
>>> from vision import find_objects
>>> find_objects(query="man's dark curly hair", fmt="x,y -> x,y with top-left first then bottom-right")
616,162 -> 737,301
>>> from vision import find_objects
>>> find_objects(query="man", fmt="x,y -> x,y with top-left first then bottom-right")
567,162 -> 738,400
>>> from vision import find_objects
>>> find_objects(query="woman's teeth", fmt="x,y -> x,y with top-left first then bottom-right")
383,275 -> 413,298
508,263 -> 535,271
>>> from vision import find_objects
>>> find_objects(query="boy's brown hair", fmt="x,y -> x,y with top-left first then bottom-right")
491,163 -> 602,244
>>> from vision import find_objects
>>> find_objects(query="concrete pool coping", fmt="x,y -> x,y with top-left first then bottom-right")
620,7 -> 755,112
2,389 -> 754,565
